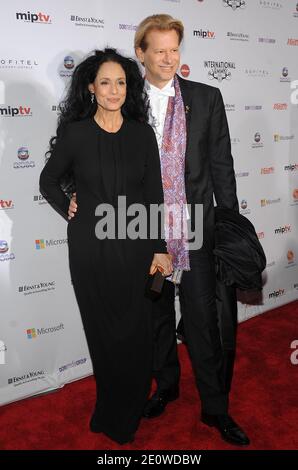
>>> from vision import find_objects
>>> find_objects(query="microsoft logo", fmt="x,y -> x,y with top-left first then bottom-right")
27,328 -> 37,339
35,239 -> 45,249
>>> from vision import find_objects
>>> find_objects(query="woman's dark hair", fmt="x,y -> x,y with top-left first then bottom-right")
48,48 -> 148,155
47,48 -> 148,195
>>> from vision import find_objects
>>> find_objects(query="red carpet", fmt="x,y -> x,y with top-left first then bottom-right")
1,301 -> 297,450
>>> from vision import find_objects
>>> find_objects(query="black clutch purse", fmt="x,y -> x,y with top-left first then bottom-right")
145,270 -> 165,299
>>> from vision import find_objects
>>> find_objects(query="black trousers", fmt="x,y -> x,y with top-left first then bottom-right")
152,249 -> 229,414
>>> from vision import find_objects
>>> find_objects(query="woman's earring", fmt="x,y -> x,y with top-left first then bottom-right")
90,93 -> 95,104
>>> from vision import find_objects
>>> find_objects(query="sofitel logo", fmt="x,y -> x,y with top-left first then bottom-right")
204,60 -> 235,82
0,59 -> 38,70
223,0 -> 246,10
259,1 -> 282,9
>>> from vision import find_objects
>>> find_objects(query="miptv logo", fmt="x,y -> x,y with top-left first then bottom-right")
0,106 -> 32,117
16,12 -> 51,24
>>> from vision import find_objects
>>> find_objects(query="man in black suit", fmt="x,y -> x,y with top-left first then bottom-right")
68,14 -> 249,446
134,14 -> 249,446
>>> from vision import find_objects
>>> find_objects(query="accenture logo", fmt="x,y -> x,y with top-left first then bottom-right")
118,23 -> 137,31
59,358 -> 87,373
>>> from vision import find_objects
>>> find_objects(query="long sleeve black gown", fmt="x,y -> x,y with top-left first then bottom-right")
39,117 -> 167,444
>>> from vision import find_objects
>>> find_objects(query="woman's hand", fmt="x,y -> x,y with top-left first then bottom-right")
149,253 -> 173,277
68,192 -> 77,220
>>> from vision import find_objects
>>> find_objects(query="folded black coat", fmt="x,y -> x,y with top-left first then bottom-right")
214,206 -> 267,291
213,207 -> 267,391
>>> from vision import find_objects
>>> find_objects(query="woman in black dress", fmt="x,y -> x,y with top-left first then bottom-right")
39,49 -> 172,444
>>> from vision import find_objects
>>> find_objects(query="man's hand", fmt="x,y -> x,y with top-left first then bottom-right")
68,192 -> 77,220
150,253 -> 173,277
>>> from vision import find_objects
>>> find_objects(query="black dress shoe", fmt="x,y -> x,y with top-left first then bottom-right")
90,412 -> 134,444
89,412 -> 102,433
143,386 -> 179,419
201,412 -> 250,446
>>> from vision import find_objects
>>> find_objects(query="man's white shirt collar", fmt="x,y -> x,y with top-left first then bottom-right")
145,79 -> 175,97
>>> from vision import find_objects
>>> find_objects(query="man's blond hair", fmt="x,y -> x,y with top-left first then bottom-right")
134,14 -> 184,52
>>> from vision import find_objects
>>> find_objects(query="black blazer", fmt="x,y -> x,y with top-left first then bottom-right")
177,75 -> 239,252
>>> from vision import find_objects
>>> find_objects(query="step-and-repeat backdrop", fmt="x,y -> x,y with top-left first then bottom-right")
1,0 -> 297,406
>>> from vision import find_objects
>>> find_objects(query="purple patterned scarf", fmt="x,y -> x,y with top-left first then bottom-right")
160,76 -> 190,271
